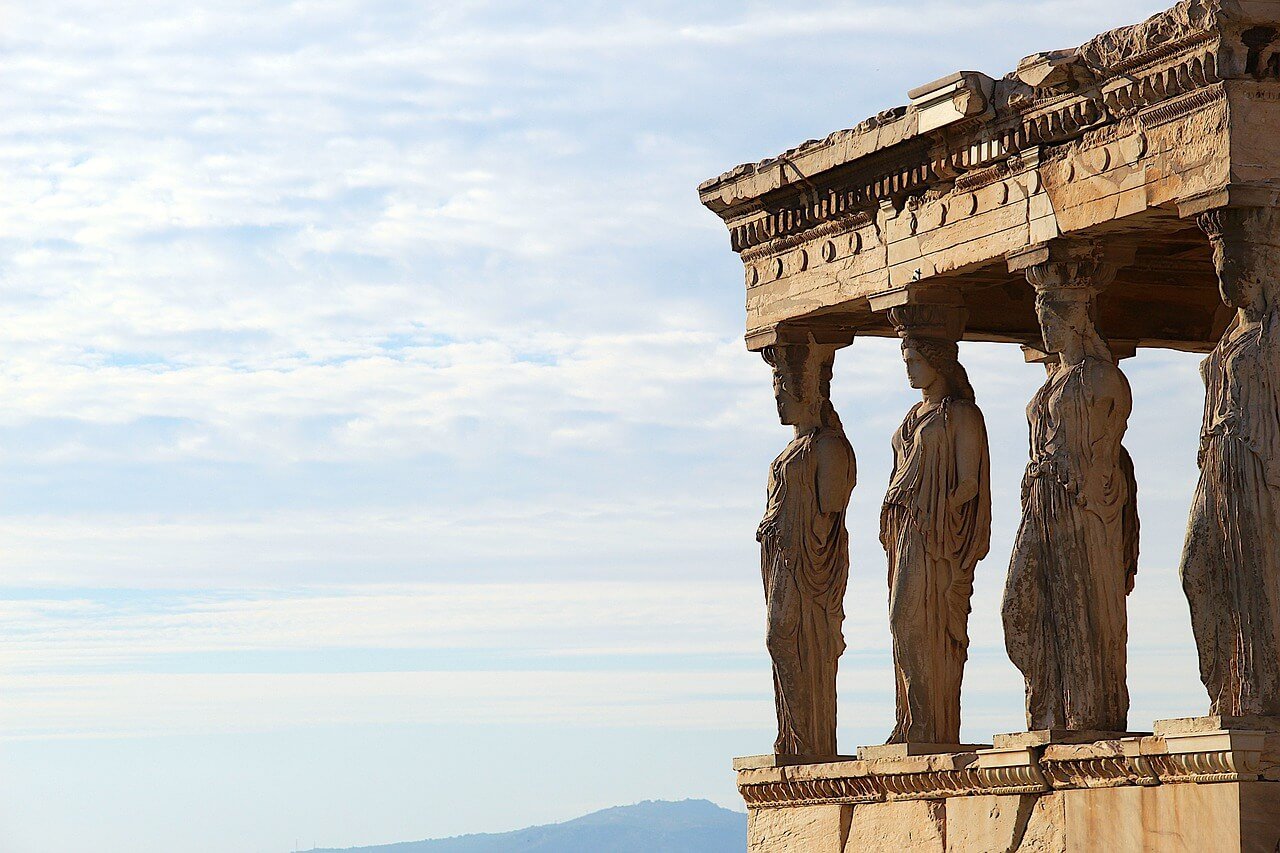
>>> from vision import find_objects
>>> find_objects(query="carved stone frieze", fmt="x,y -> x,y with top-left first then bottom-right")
710,30 -> 1227,259
699,0 -> 1280,351
1038,741 -> 1161,789
1079,0 -> 1220,72
737,727 -> 1280,809
737,210 -> 874,263
1037,743 -> 1271,788
738,756 -> 1050,808
1040,755 -> 1160,788
1136,80 -> 1226,127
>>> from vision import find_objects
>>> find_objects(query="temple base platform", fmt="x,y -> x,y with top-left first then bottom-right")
737,718 -> 1280,852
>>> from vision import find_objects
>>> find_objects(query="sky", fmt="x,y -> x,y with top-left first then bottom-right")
0,1 -> 1217,851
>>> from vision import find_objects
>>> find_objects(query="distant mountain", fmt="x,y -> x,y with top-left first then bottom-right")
301,799 -> 747,853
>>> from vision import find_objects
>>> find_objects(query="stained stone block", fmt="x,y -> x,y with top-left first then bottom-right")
1061,782 -> 1280,852
945,794 -> 1035,852
748,804 -> 848,853
945,793 -> 1066,853
844,800 -> 944,852
907,71 -> 995,134
1017,794 -> 1067,853
1241,783 -> 1280,850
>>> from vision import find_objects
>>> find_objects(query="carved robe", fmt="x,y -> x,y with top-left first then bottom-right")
1181,316 -> 1280,716
881,398 -> 991,744
758,427 -> 857,756
1002,357 -> 1137,731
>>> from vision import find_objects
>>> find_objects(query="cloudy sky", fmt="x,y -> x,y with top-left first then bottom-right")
0,1 -> 1215,850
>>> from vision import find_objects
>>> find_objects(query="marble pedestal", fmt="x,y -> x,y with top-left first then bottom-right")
738,719 -> 1280,852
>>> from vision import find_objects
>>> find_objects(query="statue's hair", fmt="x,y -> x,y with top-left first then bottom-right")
762,343 -> 843,431
1037,295 -> 1115,363
902,336 -> 976,401
1199,208 -> 1280,326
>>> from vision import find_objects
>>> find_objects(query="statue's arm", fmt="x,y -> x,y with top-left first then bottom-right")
1081,362 -> 1133,503
1258,331 -> 1280,486
950,404 -> 985,509
1093,364 -> 1133,447
815,435 -> 856,516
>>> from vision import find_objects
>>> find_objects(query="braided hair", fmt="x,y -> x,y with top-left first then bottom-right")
902,335 -> 976,402
763,343 -> 844,431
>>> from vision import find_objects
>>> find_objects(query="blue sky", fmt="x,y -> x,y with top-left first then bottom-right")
0,1 -> 1216,850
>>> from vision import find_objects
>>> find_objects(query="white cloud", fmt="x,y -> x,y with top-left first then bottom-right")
0,0 -> 1175,472
0,565 -> 1206,741
0,670 -> 767,739
0,582 -> 765,668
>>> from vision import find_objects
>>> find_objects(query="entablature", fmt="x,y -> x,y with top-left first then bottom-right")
700,0 -> 1280,352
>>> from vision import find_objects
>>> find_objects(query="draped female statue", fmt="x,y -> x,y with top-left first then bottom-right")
1181,208 -> 1280,717
757,340 -> 857,757
1002,255 -> 1139,733
880,305 -> 991,746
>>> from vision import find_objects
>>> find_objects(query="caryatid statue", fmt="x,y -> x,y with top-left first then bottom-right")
1181,207 -> 1280,717
881,303 -> 991,746
757,339 -> 857,757
1002,248 -> 1140,733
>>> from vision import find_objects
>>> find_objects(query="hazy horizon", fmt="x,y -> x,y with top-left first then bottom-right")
300,799 -> 746,853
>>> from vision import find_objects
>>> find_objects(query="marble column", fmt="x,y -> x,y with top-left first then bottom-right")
1002,243 -> 1140,733
879,299 -> 991,747
757,337 -> 857,758
1180,206 -> 1280,718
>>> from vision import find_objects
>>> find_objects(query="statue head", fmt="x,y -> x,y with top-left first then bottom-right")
1028,254 -> 1115,364
762,341 -> 841,431
902,342 -> 940,390
887,301 -> 975,401
1198,208 -> 1279,318
900,336 -> 975,401
1034,296 -> 1088,352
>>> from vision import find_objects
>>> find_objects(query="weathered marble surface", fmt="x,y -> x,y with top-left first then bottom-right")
698,0 -> 1280,352
748,805 -> 847,853
1182,206 -> 1280,717
845,800 -> 945,851
881,303 -> 991,746
1003,249 -> 1138,732
946,793 -> 1064,853
758,341 -> 857,757
740,731 -> 1280,852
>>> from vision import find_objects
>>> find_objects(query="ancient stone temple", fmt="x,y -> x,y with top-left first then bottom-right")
699,2 -> 1280,850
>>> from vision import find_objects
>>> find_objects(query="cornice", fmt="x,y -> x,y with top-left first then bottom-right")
737,729 -> 1279,809
710,36 -> 1229,258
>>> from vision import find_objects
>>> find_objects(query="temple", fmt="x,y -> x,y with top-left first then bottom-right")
700,0 -> 1280,355
699,2 -> 1280,850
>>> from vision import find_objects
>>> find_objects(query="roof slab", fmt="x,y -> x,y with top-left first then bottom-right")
698,0 -> 1280,353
